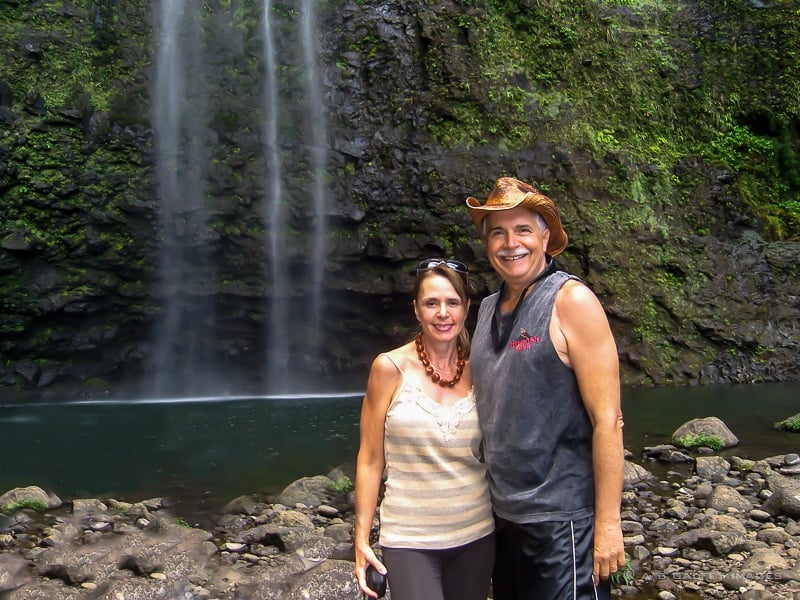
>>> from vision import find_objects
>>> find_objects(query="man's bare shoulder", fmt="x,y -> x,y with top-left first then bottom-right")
556,278 -> 603,312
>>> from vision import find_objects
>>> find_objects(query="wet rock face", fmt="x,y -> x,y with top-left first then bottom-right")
0,1 -> 798,395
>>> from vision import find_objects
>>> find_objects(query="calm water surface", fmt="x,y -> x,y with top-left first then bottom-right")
0,382 -> 797,520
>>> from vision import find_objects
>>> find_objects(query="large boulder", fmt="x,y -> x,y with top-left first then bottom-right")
0,486 -> 62,510
672,417 -> 739,449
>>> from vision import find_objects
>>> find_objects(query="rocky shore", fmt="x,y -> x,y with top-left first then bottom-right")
1,418 -> 799,600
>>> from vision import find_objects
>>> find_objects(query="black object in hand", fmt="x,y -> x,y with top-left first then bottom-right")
365,564 -> 387,598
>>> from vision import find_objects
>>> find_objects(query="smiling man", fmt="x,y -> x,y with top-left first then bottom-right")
465,177 -> 626,600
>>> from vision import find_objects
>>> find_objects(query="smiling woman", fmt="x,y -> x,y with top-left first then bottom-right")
353,260 -> 495,600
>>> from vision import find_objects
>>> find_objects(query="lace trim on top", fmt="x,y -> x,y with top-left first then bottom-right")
401,381 -> 475,441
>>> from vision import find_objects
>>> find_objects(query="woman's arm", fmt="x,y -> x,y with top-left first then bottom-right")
354,353 -> 399,598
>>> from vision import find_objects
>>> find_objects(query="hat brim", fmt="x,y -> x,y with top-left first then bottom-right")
465,194 -> 568,256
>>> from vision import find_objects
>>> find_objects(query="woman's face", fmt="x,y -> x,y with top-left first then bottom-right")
413,273 -> 469,344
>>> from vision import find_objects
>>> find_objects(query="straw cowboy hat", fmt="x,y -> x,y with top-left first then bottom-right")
465,177 -> 569,256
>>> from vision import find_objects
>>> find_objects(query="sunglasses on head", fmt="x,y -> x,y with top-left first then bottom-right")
416,259 -> 469,278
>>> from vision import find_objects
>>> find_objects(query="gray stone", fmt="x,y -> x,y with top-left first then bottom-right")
707,484 -> 753,513
0,486 -> 62,510
695,456 -> 732,480
763,474 -> 800,518
672,417 -> 739,449
277,476 -> 337,508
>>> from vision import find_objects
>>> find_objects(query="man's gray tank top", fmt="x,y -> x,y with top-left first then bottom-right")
471,270 -> 594,523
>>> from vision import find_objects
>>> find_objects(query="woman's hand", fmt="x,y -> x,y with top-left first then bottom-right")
354,541 -> 386,598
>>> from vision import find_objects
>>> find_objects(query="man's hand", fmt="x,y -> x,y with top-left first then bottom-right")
593,518 -> 626,583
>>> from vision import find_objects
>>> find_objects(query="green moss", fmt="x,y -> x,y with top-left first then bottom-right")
331,476 -> 354,494
781,416 -> 800,432
422,0 -> 799,240
175,516 -> 192,528
2,499 -> 48,513
674,433 -> 725,451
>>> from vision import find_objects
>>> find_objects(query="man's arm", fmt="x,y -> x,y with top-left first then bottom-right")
554,280 -> 626,582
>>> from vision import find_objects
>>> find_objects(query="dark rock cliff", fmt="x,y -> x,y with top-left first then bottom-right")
0,0 -> 798,398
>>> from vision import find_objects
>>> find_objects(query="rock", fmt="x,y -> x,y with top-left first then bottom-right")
318,504 -> 340,518
642,444 -> 695,463
749,509 -> 773,522
742,547 -> 790,571
756,527 -> 791,544
277,475 -> 337,508
703,514 -> 747,534
695,456 -> 731,480
222,495 -> 263,516
0,555 -> 31,592
773,415 -> 800,432
273,509 -> 315,529
707,484 -> 752,513
4,453 -> 800,600
763,474 -> 800,518
71,498 -> 108,514
624,460 -> 657,488
0,486 -> 62,510
672,417 -> 739,449
722,570 -> 748,590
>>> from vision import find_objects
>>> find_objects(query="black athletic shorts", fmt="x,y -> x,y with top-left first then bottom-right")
492,515 -> 610,600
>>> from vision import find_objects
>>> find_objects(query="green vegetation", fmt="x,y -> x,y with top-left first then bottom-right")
0,0 -> 152,114
175,516 -> 192,528
610,558 -> 635,587
422,0 -> 800,241
674,433 -> 725,451
331,476 -> 354,494
781,416 -> 800,432
1,499 -> 48,513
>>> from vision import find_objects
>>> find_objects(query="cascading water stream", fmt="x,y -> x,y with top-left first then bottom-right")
262,0 -> 328,393
262,0 -> 290,393
148,0 -> 329,397
300,0 -> 328,357
150,0 -> 217,397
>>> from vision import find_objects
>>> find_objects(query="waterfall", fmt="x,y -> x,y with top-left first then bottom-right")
261,0 -> 329,393
149,0 -> 217,396
262,0 -> 290,392
301,0 -> 328,356
148,0 -> 329,397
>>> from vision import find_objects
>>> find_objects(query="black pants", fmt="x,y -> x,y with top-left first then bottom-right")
382,533 -> 495,600
492,515 -> 610,600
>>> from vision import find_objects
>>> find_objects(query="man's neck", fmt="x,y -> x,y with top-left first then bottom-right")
503,258 -> 551,299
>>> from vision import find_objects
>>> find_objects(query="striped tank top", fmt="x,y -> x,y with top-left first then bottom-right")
378,354 -> 494,550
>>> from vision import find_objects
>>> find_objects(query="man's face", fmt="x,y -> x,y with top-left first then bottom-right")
484,207 -> 550,287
